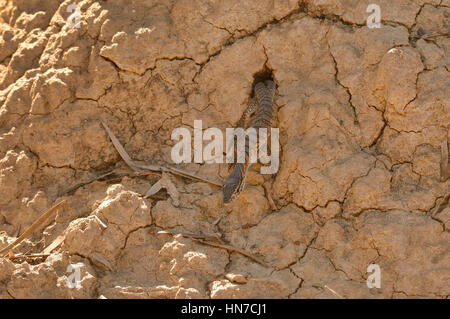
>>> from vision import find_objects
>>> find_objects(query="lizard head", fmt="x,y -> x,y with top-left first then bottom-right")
222,174 -> 241,203
222,163 -> 248,203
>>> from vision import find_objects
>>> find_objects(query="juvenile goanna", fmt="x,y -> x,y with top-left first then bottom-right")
222,80 -> 277,203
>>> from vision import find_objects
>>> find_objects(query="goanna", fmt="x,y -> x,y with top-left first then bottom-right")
222,80 -> 277,203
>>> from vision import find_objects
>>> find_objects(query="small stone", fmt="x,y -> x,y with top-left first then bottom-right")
225,273 -> 247,284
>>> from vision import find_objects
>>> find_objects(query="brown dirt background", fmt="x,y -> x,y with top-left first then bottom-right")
0,0 -> 449,298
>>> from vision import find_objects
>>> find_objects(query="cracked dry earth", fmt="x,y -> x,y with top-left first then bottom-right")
0,0 -> 449,299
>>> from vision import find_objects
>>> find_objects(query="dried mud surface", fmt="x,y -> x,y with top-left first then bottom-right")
0,0 -> 449,299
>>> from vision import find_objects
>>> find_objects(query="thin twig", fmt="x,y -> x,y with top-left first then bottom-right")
147,194 -> 167,200
9,253 -> 50,260
100,171 -> 162,184
42,235 -> 65,254
164,166 -> 222,187
59,171 -> 115,196
324,285 -> 344,299
0,200 -> 66,256
60,171 -> 162,196
132,172 -> 162,178
263,183 -> 278,211
101,122 -> 150,172
157,229 -> 270,266
145,173 -> 180,206
422,28 -> 449,39
441,138 -> 448,182
158,230 -> 267,267
431,193 -> 450,217
102,121 -> 222,187
157,230 -> 220,242
193,238 -> 268,267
